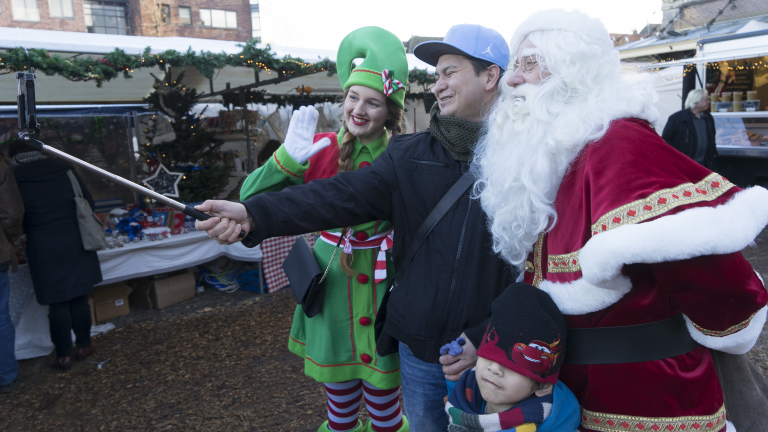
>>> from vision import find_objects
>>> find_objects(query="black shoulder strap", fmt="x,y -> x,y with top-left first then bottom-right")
394,172 -> 474,285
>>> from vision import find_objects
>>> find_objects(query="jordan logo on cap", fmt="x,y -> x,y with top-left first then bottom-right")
482,43 -> 493,57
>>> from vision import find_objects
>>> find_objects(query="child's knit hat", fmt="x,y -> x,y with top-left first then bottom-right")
476,283 -> 567,384
337,27 -> 409,108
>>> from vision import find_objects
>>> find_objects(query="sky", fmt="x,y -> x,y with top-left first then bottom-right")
257,0 -> 664,50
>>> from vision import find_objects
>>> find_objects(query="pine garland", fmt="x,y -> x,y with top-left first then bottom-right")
0,40 -> 336,87
0,40 -> 436,89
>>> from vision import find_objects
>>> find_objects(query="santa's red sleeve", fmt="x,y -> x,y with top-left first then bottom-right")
568,119 -> 768,353
652,252 -> 767,354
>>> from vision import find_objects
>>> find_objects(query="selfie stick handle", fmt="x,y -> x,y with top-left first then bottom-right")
20,136 -> 247,240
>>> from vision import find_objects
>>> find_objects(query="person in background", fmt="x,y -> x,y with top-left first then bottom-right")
8,141 -> 101,371
256,139 -> 281,168
238,27 -> 409,432
662,89 -> 718,170
0,159 -> 24,393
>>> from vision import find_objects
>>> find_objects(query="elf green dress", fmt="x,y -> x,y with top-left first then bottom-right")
240,128 -> 400,388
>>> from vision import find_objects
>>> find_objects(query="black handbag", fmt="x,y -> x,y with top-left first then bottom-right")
375,173 -> 475,356
282,234 -> 343,318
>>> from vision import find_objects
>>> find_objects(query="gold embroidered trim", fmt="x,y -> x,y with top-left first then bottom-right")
581,405 -> 726,432
544,174 -> 735,274
591,173 -> 734,236
691,310 -> 758,337
533,233 -> 545,288
547,250 -> 581,273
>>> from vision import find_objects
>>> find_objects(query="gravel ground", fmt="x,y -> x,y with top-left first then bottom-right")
1,230 -> 767,431
739,227 -> 768,378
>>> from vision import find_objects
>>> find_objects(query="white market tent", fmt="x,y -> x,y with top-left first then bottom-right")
0,27 -> 434,104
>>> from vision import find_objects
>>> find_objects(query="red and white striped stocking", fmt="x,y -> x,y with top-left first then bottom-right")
324,380 -> 363,432
362,381 -> 403,432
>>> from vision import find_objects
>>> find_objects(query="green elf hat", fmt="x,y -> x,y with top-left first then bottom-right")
337,27 -> 409,108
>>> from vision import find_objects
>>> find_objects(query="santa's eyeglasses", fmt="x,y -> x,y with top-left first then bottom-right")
512,56 -> 539,73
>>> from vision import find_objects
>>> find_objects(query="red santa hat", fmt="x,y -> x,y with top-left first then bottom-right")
508,9 -> 614,59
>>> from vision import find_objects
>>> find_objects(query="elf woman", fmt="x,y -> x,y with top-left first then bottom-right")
239,27 -> 409,432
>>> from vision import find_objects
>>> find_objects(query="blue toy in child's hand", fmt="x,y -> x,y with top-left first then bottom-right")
442,337 -> 467,396
440,336 -> 466,356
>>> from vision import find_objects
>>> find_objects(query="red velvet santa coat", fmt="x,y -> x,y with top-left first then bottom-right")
522,118 -> 768,432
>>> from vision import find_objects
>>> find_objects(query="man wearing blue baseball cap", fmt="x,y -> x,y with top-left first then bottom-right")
414,24 -> 509,121
194,24 -> 513,431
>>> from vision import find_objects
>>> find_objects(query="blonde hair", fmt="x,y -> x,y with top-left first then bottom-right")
337,88 -> 405,276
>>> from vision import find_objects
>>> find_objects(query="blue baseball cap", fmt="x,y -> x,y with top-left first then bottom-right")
414,24 -> 510,72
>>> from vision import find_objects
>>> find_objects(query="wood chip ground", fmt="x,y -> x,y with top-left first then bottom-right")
3,229 -> 768,431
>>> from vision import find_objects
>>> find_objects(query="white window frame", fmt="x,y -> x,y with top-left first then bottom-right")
199,8 -> 237,29
49,0 -> 74,18
12,0 -> 40,22
178,6 -> 191,25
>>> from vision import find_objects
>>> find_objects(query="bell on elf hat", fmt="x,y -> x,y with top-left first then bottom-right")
337,27 -> 409,108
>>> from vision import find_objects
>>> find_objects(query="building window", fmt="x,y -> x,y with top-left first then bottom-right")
84,1 -> 130,35
49,0 -> 73,18
200,8 -> 237,29
158,4 -> 169,24
178,6 -> 191,25
12,0 -> 40,21
250,0 -> 260,41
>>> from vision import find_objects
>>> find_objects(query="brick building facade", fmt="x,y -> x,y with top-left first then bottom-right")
663,0 -> 768,31
0,0 -> 251,41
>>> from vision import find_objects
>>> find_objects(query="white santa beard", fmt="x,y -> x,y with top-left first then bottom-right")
473,83 -> 593,270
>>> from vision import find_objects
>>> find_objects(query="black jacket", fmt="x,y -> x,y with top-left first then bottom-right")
661,109 -> 718,170
14,159 -> 102,305
242,131 -> 517,363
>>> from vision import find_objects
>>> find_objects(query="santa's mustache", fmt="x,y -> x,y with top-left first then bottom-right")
508,83 -> 539,102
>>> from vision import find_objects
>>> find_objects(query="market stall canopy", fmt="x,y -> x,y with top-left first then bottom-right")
618,15 -> 768,61
0,27 -> 434,71
0,27 -> 433,104
642,27 -> 768,69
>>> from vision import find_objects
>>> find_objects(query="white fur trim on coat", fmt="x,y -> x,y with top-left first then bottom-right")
684,305 -> 767,354
726,420 -> 736,432
539,274 -> 632,315
579,187 -> 768,286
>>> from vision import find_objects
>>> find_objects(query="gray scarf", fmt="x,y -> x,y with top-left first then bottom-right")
428,102 -> 483,162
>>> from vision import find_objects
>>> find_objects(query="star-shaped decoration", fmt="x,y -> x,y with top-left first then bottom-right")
143,163 -> 183,198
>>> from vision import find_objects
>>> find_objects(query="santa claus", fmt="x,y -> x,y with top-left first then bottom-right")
472,9 -> 768,432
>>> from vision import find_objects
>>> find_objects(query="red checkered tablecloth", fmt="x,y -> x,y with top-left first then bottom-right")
260,234 -> 315,293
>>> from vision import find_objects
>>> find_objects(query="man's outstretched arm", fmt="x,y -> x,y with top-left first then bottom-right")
196,149 -> 398,245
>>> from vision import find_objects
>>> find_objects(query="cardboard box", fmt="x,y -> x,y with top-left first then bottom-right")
93,282 -> 131,322
130,272 -> 195,310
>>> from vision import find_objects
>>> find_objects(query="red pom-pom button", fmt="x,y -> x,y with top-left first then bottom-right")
359,317 -> 371,326
357,274 -> 369,284
355,231 -> 369,241
360,353 -> 373,363
358,161 -> 371,169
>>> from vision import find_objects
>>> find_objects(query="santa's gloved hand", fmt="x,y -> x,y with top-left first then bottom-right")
283,106 -> 331,165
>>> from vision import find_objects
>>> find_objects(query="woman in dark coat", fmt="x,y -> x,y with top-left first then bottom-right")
9,141 -> 102,371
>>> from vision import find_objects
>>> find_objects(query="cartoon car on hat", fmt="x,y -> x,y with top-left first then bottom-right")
510,335 -> 562,376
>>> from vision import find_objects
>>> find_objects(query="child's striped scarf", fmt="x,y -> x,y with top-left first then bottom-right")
445,369 -> 553,432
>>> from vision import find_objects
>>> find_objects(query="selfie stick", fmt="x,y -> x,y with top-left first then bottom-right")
15,72 -> 247,240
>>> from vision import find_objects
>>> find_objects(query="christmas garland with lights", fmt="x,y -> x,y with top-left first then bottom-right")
0,40 -> 335,87
0,40 -> 438,90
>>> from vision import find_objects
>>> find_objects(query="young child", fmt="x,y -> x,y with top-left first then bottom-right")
444,283 -> 580,432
